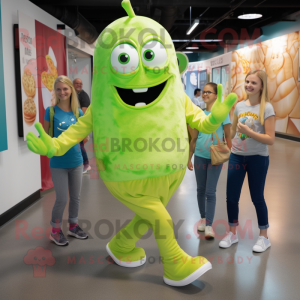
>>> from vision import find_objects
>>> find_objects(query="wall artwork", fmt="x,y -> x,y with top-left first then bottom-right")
231,31 -> 300,136
18,11 -> 67,190
0,2 -> 8,152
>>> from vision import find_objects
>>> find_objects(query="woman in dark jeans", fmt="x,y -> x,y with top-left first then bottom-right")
219,70 -> 275,252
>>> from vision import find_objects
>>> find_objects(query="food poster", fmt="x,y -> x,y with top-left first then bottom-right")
231,31 -> 300,136
0,2 -> 7,152
35,20 -> 66,121
18,12 -> 39,141
35,20 -> 67,191
186,67 -> 198,99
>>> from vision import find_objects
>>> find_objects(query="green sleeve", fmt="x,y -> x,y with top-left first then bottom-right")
184,94 -> 220,134
53,105 -> 93,156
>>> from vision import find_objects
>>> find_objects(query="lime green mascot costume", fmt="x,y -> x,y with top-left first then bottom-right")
27,0 -> 237,287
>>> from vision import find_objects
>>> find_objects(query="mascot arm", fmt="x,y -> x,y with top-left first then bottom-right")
52,105 -> 93,156
185,94 -> 219,134
185,84 -> 237,134
26,105 -> 93,158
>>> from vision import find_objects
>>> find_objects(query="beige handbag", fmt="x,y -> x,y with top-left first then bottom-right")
210,131 -> 231,165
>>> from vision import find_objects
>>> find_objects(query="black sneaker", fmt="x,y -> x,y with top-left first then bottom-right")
50,230 -> 69,246
67,225 -> 88,239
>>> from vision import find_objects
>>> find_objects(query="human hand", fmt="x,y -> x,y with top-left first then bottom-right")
237,121 -> 251,135
210,84 -> 237,125
187,159 -> 193,171
26,123 -> 56,158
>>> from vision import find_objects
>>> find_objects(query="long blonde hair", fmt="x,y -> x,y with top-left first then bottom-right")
54,75 -> 79,117
245,70 -> 270,125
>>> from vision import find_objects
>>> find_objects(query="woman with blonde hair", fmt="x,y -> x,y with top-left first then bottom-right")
44,75 -> 88,246
219,69 -> 275,252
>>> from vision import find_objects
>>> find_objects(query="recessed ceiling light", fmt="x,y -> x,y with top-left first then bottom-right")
182,51 -> 193,53
238,13 -> 263,19
186,47 -> 199,49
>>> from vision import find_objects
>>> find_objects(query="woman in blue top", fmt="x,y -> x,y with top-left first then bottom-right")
188,82 -> 232,240
44,75 -> 88,246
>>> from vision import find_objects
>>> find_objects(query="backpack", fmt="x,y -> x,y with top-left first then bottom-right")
48,106 -> 79,137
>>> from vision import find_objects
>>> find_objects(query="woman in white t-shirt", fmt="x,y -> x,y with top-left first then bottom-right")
219,70 -> 275,252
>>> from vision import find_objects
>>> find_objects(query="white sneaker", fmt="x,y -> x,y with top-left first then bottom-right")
205,226 -> 214,240
219,232 -> 238,248
197,218 -> 206,232
252,236 -> 271,252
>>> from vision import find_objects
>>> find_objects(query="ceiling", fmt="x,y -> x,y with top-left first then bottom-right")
30,0 -> 300,53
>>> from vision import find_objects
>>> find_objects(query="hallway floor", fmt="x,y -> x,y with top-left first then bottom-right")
0,137 -> 299,300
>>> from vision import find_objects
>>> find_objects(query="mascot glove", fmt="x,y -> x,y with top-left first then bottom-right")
26,123 -> 57,158
209,84 -> 237,125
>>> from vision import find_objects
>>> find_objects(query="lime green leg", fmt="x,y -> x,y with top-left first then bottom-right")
106,172 -> 180,266
108,193 -> 210,282
107,214 -> 149,266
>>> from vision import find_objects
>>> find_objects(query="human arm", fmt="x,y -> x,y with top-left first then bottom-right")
185,84 -> 237,134
231,114 -> 238,139
79,91 -> 90,115
27,105 -> 93,157
187,125 -> 198,171
223,123 -> 232,150
237,116 -> 275,145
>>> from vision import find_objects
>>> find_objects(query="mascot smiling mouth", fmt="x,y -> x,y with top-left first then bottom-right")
115,80 -> 167,107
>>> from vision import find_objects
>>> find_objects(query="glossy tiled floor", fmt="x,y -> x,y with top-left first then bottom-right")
0,137 -> 300,300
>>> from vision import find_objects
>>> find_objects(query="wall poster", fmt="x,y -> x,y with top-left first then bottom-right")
231,32 -> 300,136
186,67 -> 198,99
0,2 -> 8,152
18,11 -> 67,190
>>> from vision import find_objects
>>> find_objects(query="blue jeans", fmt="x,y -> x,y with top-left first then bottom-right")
80,141 -> 89,166
226,153 -> 269,229
194,155 -> 223,226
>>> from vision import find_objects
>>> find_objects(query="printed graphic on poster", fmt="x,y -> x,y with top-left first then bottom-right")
35,20 -> 67,191
0,2 -> 8,152
35,20 -> 66,123
186,68 -> 198,99
18,12 -> 67,190
18,12 -> 39,141
231,32 -> 300,136
298,49 -> 300,82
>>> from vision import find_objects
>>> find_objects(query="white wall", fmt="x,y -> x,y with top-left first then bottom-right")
0,0 -> 94,215
68,57 -> 92,99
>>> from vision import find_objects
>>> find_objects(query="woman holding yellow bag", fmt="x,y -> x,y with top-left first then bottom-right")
188,82 -> 232,240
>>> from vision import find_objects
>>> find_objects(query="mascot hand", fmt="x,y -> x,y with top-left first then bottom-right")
26,123 -> 56,158
210,84 -> 237,125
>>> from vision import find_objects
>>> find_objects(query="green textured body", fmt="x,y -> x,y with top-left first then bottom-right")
92,16 -> 189,182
